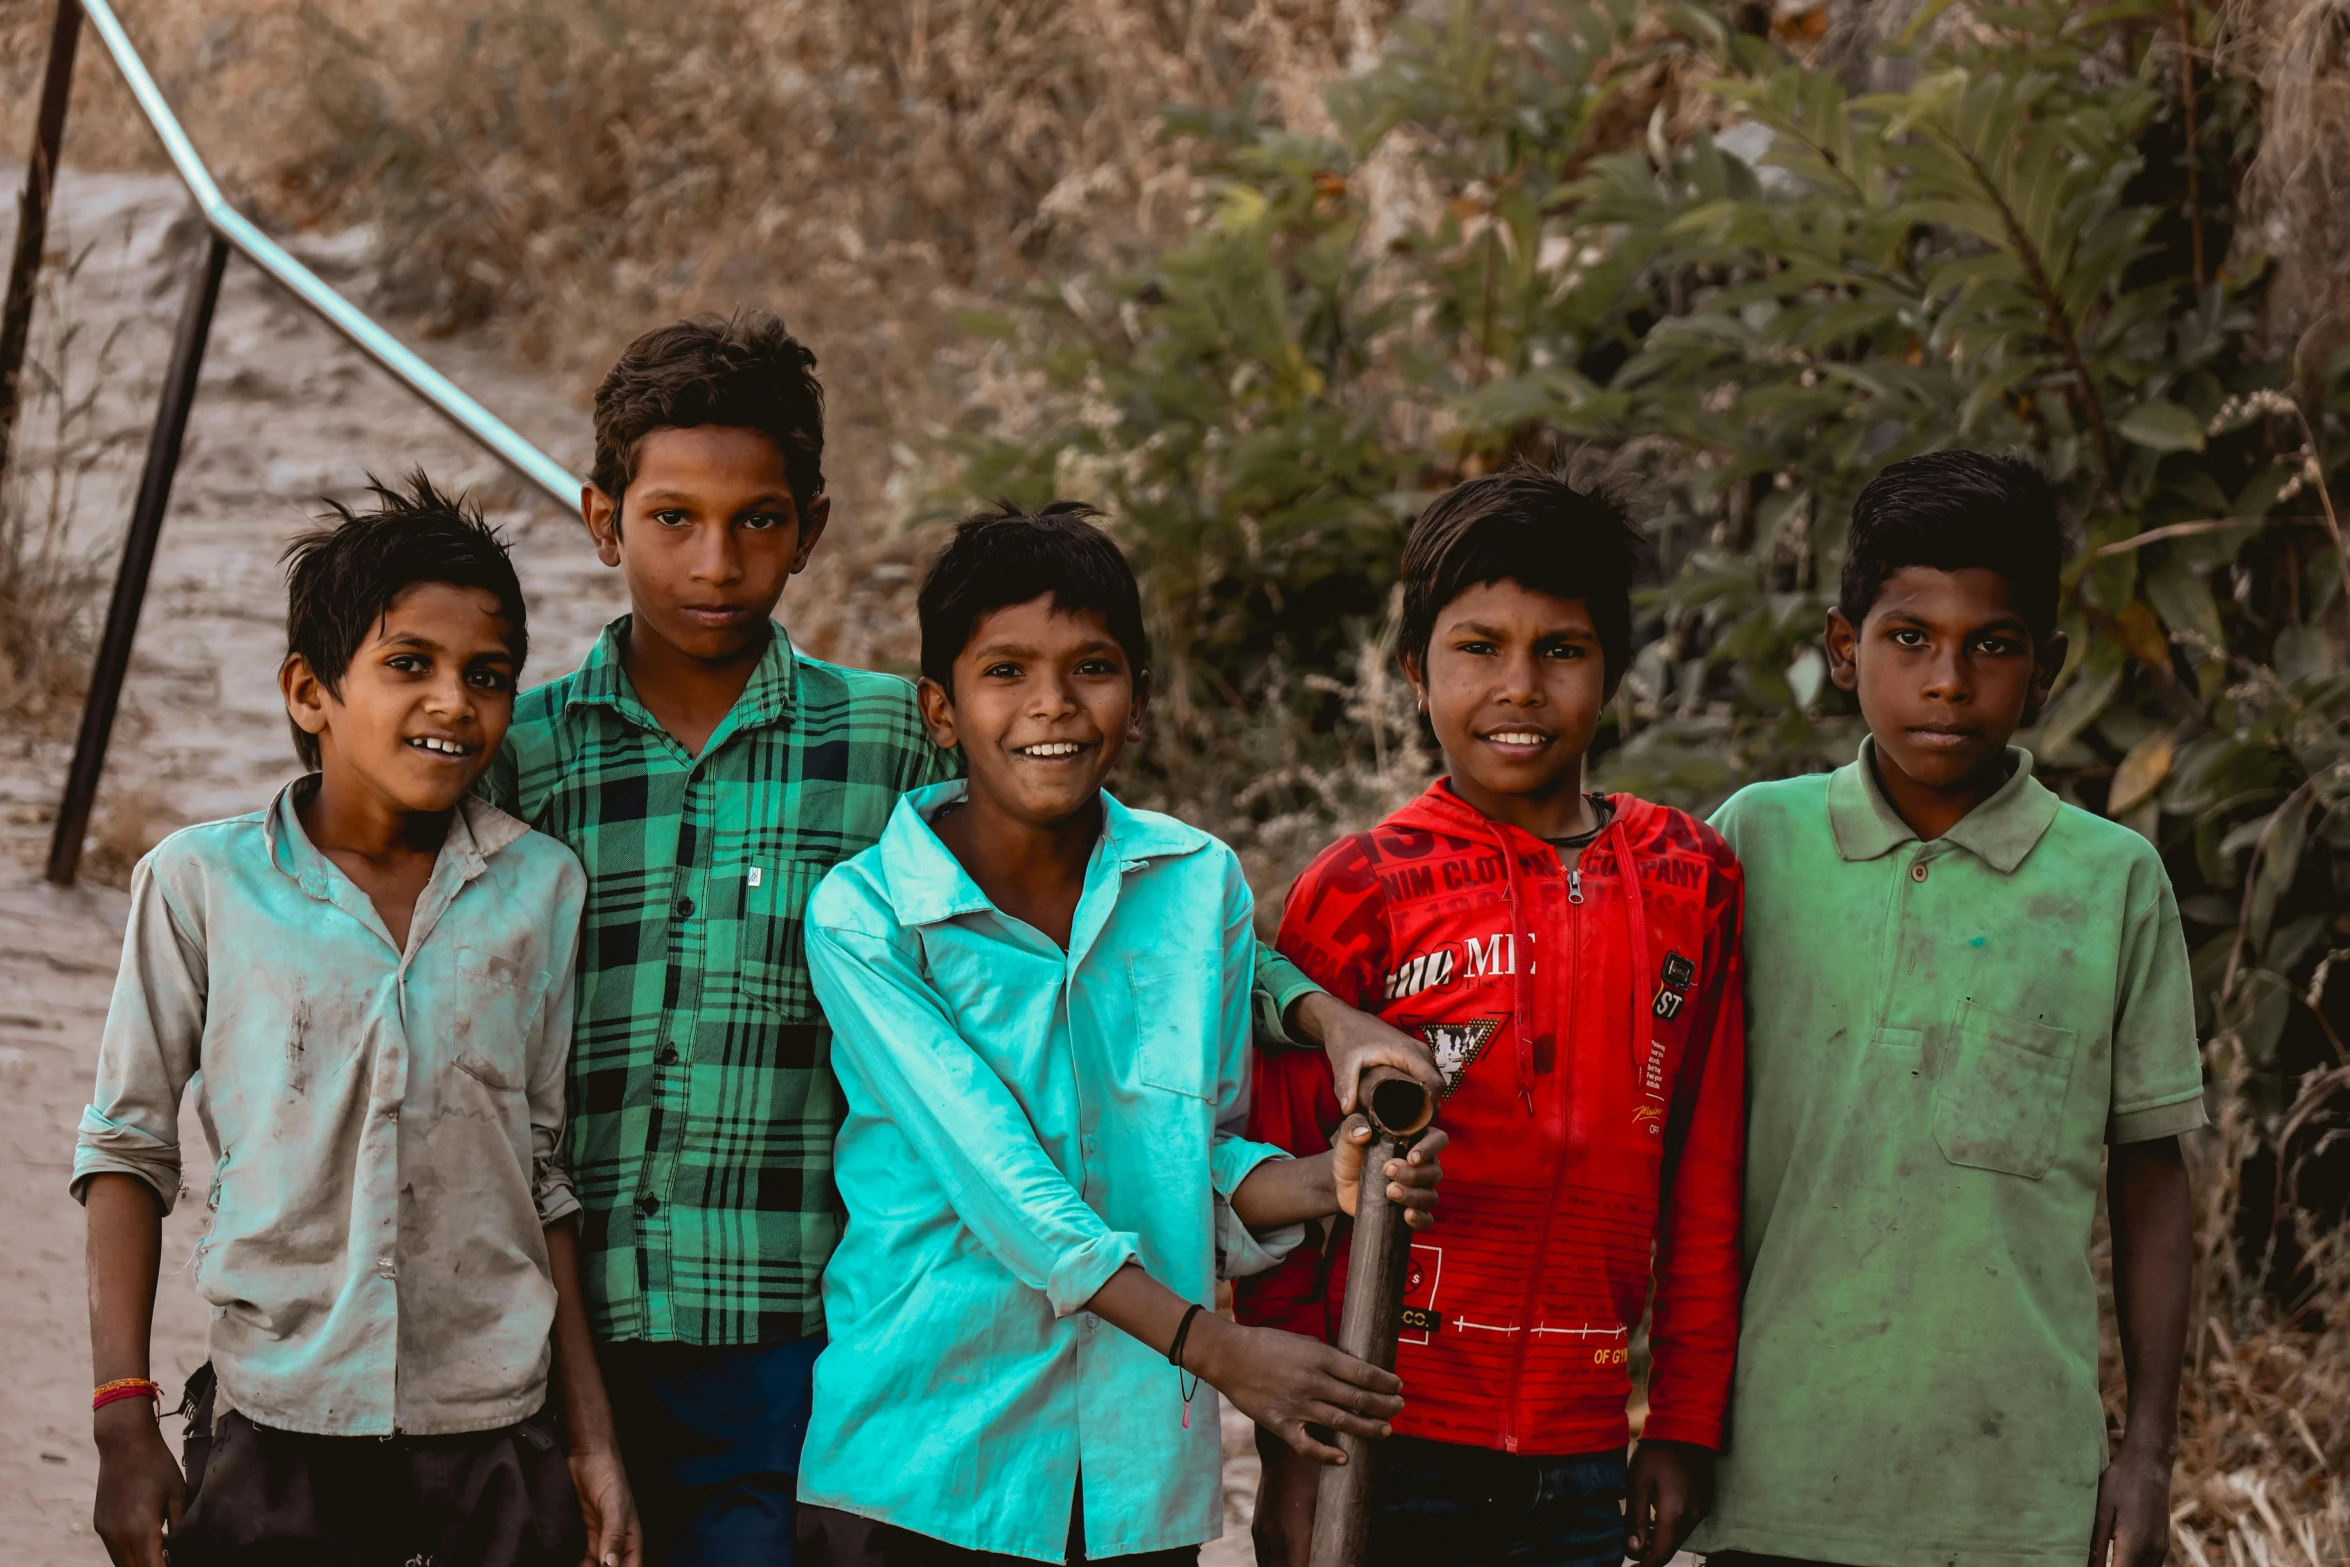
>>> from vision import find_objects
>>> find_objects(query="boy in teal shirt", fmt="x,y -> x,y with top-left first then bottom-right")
1696,452 -> 2204,1567
796,504 -> 1448,1564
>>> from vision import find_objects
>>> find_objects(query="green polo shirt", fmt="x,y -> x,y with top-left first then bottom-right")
1694,742 -> 2206,1567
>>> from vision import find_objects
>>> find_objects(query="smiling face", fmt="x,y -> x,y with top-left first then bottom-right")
917,594 -> 1144,832
582,424 -> 829,664
1827,564 -> 2067,810
281,580 -> 518,815
1405,578 -> 1609,833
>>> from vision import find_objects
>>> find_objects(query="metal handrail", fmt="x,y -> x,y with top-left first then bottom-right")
77,0 -> 580,509
2,0 -> 588,883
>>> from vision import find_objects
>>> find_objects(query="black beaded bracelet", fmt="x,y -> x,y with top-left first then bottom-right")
1168,1302 -> 1206,1367
1169,1302 -> 1207,1428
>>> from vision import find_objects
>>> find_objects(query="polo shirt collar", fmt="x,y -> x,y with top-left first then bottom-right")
877,780 -> 1209,929
567,614 -> 800,734
1827,737 -> 2061,874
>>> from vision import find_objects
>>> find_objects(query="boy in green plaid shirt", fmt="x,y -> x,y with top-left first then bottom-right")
484,313 -> 1435,1566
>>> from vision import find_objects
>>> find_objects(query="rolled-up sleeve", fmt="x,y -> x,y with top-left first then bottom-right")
809,900 -> 1140,1316
526,858 -> 587,1226
72,852 -> 207,1210
1216,860 -> 1305,1278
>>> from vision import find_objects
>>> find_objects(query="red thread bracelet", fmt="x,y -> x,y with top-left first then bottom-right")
92,1378 -> 162,1413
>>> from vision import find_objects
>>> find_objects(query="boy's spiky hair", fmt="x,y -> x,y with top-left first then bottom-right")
917,501 -> 1149,694
1400,462 -> 1648,697
280,472 -> 527,769
1840,450 -> 2071,639
591,310 -> 825,519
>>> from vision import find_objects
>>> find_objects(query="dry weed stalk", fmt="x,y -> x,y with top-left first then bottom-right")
0,237 -> 141,728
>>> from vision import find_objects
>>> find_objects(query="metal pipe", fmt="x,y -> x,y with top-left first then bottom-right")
74,0 -> 578,511
0,0 -> 85,496
1307,1068 -> 1435,1567
46,232 -> 228,887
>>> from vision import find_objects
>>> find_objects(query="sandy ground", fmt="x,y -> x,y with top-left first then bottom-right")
0,168 -> 1266,1564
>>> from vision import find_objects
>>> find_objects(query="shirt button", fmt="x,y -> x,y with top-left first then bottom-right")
676,896 -> 695,918
384,1108 -> 399,1122
638,1193 -> 661,1215
376,1256 -> 396,1277
658,1044 -> 681,1067
1911,862 -> 1930,883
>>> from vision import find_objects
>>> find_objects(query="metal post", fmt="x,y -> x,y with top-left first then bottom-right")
0,0 -> 85,495
46,231 -> 228,886
1308,1071 -> 1436,1567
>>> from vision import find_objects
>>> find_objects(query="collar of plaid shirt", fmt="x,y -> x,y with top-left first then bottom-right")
488,615 -> 956,1345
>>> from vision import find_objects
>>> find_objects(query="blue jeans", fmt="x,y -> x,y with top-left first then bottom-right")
1366,1438 -> 1627,1567
597,1334 -> 825,1567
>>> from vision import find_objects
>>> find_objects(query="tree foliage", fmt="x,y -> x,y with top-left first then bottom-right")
954,0 -> 2350,1248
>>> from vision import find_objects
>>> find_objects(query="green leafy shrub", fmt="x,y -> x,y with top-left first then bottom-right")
955,0 -> 2350,1543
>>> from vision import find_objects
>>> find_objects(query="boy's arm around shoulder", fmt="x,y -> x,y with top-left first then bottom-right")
803,866 -> 1139,1315
1211,851 -> 1311,1279
1643,829 -> 1747,1451
1257,833 -> 1444,1111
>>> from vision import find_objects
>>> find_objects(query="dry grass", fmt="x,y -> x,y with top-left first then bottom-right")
0,241 -> 144,729
8,0 -> 1399,528
2164,1042 -> 2350,1567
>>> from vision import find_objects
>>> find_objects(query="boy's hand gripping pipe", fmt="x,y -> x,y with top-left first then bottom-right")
1307,1067 -> 1436,1567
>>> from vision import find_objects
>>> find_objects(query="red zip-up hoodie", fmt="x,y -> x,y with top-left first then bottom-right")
1237,781 -> 1745,1454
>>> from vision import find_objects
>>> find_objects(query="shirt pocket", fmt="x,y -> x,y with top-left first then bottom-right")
1930,999 -> 2079,1179
1130,954 -> 1220,1101
737,860 -> 830,1025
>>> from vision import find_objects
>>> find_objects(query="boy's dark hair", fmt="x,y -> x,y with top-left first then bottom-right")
918,501 -> 1149,694
1400,463 -> 1647,696
591,310 -> 825,520
1840,450 -> 2069,639
281,472 -> 527,770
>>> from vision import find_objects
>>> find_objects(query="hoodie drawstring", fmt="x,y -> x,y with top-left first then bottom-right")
1599,808 -> 1653,1095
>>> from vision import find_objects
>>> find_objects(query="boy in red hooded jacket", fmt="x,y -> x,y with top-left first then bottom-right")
1241,466 -> 1746,1567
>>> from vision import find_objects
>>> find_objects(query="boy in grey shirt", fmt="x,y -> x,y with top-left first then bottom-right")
75,479 -> 638,1567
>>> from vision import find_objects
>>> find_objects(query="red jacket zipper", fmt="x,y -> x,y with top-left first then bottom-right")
1501,855 -> 1580,1452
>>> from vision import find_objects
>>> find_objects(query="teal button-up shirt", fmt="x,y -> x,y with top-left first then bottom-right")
798,783 -> 1302,1561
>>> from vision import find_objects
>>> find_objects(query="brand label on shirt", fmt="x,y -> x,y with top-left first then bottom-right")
1383,931 -> 1518,1000
1414,1018 -> 1500,1096
1399,1244 -> 1444,1345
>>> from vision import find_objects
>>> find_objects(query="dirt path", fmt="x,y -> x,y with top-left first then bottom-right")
0,168 -> 1261,1564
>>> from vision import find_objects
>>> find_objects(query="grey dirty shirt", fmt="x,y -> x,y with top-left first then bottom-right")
72,780 -> 587,1437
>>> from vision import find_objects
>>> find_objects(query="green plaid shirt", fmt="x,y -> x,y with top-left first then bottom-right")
484,619 -> 954,1344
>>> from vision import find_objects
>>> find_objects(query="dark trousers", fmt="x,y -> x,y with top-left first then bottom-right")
1364,1437 -> 1628,1567
597,1333 -> 825,1567
168,1364 -> 585,1567
797,1486 -> 1199,1566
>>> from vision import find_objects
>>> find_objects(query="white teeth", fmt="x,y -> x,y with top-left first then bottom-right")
1487,731 -> 1549,745
1019,742 -> 1083,757
410,737 -> 470,756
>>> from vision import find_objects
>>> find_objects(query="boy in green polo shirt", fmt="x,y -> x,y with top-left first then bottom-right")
1695,451 -> 2204,1567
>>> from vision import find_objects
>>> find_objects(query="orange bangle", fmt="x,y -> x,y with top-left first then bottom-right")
92,1378 -> 162,1413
